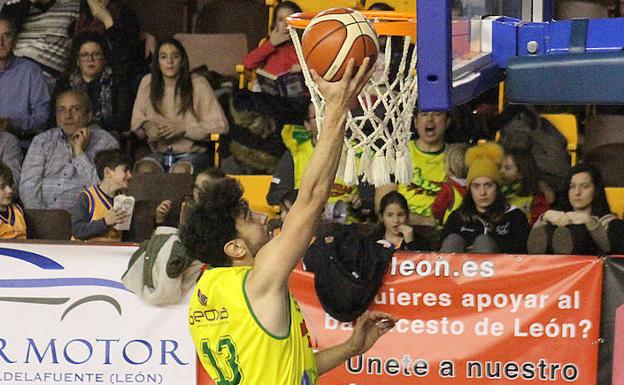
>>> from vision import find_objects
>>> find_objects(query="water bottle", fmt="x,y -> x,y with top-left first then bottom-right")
163,146 -> 175,172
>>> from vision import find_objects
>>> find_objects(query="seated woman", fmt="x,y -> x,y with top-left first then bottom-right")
500,148 -> 549,225
53,32 -> 131,136
372,191 -> 430,251
131,38 -> 229,174
74,0 -> 143,81
528,164 -> 618,255
440,142 -> 529,254
242,1 -> 302,77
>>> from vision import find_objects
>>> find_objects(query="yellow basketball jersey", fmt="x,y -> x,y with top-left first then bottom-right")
189,266 -> 318,385
83,185 -> 122,241
398,142 -> 446,217
0,204 -> 26,239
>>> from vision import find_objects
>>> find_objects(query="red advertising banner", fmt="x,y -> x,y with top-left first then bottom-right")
289,253 -> 603,385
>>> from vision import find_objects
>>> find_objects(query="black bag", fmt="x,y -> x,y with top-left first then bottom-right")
303,226 -> 393,322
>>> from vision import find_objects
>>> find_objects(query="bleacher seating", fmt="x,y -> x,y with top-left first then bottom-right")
606,188 -> 624,219
586,144 -> 624,187
229,175 -> 278,219
25,209 -> 72,240
126,173 -> 193,203
540,114 -> 578,165
174,33 -> 248,77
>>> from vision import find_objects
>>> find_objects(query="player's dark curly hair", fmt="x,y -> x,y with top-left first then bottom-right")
180,177 -> 245,267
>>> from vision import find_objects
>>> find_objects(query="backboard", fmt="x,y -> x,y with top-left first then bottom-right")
417,0 -> 553,111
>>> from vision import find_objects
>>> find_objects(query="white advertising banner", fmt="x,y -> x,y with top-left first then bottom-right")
0,242 -> 197,385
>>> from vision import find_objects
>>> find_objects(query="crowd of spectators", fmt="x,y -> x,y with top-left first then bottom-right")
0,1 -> 622,256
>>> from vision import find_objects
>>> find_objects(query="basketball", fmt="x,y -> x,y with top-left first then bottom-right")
301,8 -> 379,82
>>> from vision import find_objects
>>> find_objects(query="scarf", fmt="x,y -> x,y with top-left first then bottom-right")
69,65 -> 114,123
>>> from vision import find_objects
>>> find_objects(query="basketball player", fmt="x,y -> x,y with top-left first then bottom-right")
182,58 -> 397,384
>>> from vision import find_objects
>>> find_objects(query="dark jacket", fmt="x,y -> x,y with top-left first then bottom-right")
441,207 -> 529,254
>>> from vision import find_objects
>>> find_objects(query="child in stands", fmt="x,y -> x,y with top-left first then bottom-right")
500,149 -> 549,225
242,1 -> 302,76
154,167 -> 226,227
432,143 -> 468,224
0,162 -> 26,239
71,149 -> 132,241
373,191 -> 429,250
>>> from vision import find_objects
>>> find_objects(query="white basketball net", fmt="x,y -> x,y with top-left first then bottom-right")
289,24 -> 418,187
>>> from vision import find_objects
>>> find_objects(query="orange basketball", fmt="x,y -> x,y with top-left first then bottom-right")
301,8 -> 379,82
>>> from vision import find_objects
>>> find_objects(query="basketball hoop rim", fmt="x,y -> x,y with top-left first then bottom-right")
287,10 -> 416,38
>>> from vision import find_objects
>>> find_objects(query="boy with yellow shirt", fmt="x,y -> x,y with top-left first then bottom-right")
71,149 -> 131,241
0,162 -> 26,240
182,59 -> 396,385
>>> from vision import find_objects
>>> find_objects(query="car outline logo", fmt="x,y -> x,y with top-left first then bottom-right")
0,247 -> 128,320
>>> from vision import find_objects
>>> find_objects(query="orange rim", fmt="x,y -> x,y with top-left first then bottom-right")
287,10 -> 416,38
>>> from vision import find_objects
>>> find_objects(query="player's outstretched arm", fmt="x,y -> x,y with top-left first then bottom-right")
249,58 -> 374,293
315,311 -> 397,375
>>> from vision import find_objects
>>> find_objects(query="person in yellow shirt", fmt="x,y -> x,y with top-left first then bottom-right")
181,59 -> 396,385
267,102 -> 370,224
70,149 -> 131,241
375,110 -> 449,227
0,162 -> 26,239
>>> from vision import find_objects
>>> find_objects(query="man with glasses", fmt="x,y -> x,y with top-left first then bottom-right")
20,89 -> 118,209
0,15 -> 50,149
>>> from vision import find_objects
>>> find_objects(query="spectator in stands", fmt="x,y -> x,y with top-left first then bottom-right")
0,15 -> 51,149
191,167 -> 226,202
74,0 -> 142,83
152,167 -> 226,229
267,102 -> 370,224
372,191 -> 429,251
53,32 -> 131,136
71,149 -> 131,241
375,110 -> 449,227
242,1 -> 301,77
0,162 -> 26,239
20,89 -> 118,210
440,142 -> 529,254
493,104 -> 570,203
432,143 -> 468,224
131,38 -> 229,174
528,163 -> 617,255
132,157 -> 163,174
1,0 -> 80,87
0,130 -> 23,190
500,149 -> 549,225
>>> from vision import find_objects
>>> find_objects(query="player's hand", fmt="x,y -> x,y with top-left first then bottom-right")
346,311 -> 397,356
269,29 -> 291,46
155,200 -> 172,224
70,127 -> 91,156
398,224 -> 414,243
311,57 -> 374,118
104,207 -> 127,226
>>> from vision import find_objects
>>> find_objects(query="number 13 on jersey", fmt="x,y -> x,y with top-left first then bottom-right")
201,336 -> 243,385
